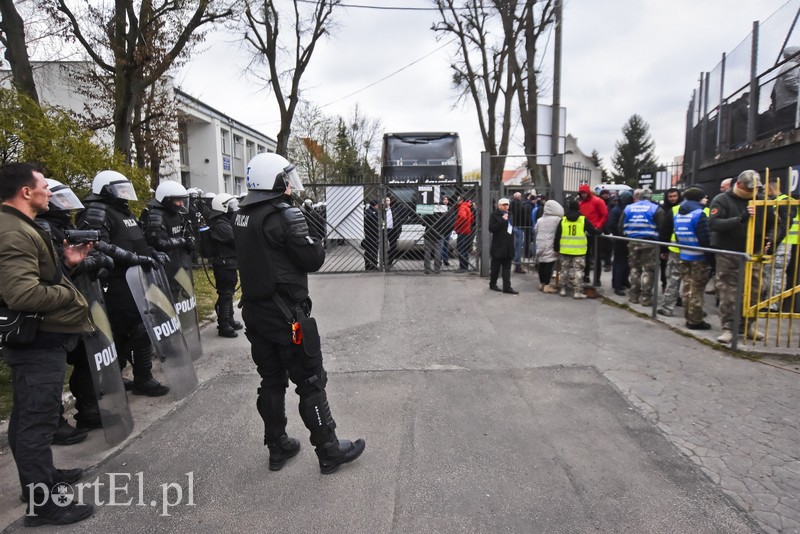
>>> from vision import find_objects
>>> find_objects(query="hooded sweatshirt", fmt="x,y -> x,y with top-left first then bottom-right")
578,184 -> 608,230
534,200 -> 565,263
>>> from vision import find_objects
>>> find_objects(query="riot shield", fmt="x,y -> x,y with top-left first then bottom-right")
73,275 -> 134,446
169,266 -> 203,361
126,265 -> 198,399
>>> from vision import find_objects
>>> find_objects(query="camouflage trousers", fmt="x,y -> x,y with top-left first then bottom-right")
628,241 -> 658,304
762,243 -> 787,310
679,260 -> 710,324
559,254 -> 586,295
660,251 -> 682,312
715,253 -> 762,331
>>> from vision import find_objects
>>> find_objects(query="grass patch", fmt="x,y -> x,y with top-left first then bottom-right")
192,265 -> 241,323
0,266 -> 236,420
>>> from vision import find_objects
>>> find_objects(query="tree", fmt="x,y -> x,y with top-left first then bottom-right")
433,0 -> 515,183
611,114 -> 659,187
0,87 -> 150,211
242,0 -> 341,157
505,0 -> 555,190
590,149 -> 611,183
48,0 -> 233,163
0,0 -> 39,104
433,1 -> 554,186
289,102 -> 380,192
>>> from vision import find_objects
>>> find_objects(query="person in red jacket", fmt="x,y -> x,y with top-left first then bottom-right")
578,184 -> 609,284
454,195 -> 475,271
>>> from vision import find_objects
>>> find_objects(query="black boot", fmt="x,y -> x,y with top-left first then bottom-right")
218,324 -> 238,338
217,300 -> 238,338
315,438 -> 366,475
130,334 -> 167,396
24,497 -> 94,527
229,317 -> 244,331
131,377 -> 169,397
257,390 -> 300,470
53,414 -> 87,446
267,435 -> 301,471
299,391 -> 365,474
74,408 -> 103,430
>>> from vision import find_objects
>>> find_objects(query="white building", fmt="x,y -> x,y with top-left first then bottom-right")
0,62 -> 277,195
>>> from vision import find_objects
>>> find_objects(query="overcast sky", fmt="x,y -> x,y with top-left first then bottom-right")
175,0 -> 792,173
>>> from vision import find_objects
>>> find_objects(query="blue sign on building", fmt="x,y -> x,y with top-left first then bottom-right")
791,165 -> 800,196
223,156 -> 231,172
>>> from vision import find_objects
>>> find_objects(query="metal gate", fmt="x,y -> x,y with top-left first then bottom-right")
308,183 -> 481,273
741,191 -> 800,348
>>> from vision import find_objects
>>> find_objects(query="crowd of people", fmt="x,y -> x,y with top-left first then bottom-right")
488,170 -> 799,344
361,192 -> 477,273
0,154 -> 363,526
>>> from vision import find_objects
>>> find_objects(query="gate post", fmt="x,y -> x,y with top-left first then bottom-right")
551,153 -> 565,205
480,151 -> 492,277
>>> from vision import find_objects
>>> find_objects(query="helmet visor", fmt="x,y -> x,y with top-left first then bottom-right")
109,180 -> 138,201
283,164 -> 304,192
48,186 -> 84,211
168,196 -> 189,215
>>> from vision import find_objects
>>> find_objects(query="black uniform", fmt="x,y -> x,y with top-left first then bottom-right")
36,211 -> 112,430
77,195 -> 165,393
208,209 -> 241,335
233,194 -> 364,471
142,199 -> 193,297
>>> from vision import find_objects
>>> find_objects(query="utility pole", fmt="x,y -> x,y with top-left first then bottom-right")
549,0 -> 564,202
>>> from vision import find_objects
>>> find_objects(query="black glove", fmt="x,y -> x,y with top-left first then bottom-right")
137,255 -> 157,270
153,251 -> 170,265
184,236 -> 196,251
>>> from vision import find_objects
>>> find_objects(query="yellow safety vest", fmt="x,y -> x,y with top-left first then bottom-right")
560,215 -> 587,256
669,204 -> 710,253
778,194 -> 799,245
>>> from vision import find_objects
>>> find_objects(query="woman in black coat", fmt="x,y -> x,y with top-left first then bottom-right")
489,198 -> 518,294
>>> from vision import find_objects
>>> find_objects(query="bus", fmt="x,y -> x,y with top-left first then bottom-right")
380,132 -> 464,253
381,132 -> 463,185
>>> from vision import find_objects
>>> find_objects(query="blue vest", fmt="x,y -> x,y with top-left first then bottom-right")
623,201 -> 658,239
674,209 -> 705,261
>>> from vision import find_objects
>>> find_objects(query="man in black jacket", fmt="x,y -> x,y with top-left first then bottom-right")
78,171 -> 169,397
710,169 -> 776,344
208,193 -> 242,338
489,198 -> 518,294
233,152 -> 365,474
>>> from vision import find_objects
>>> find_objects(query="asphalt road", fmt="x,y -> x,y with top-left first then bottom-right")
1,271 -> 798,533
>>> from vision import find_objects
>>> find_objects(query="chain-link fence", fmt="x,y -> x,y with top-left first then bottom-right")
306,183 -> 481,273
687,0 -> 800,163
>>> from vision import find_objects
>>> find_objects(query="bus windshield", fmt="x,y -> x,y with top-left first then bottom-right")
381,132 -> 462,184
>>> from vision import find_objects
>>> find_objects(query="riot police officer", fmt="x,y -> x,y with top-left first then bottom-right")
38,180 -> 112,435
207,193 -> 242,338
78,171 -> 169,396
233,153 -> 365,474
142,181 -> 194,294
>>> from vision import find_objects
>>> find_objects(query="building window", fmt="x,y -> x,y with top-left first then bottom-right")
235,176 -> 244,196
178,126 -> 189,166
221,129 -> 230,155
246,141 -> 255,162
257,144 -> 266,154
233,135 -> 243,159
223,174 -> 231,194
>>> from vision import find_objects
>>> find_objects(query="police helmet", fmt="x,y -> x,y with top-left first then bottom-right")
155,181 -> 189,214
92,170 -> 138,201
211,193 -> 236,213
45,178 -> 84,211
240,153 -> 304,207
